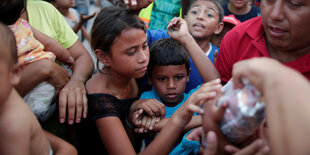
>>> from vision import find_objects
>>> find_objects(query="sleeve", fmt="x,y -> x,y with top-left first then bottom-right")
51,5 -> 78,49
146,29 -> 170,45
169,131 -> 200,155
215,30 -> 235,85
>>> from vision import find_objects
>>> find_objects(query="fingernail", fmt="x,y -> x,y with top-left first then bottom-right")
60,118 -> 65,124
124,0 -> 129,4
215,79 -> 221,82
144,129 -> 148,133
207,131 -> 216,142
149,127 -> 153,130
76,118 -> 81,123
69,120 -> 74,125
84,113 -> 87,118
132,0 -> 137,5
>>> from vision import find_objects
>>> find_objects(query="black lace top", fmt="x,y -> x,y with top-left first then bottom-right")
87,93 -> 137,124
76,93 -> 138,155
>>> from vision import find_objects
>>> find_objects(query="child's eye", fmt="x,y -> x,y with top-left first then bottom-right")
191,10 -> 199,15
206,13 -> 214,18
175,75 -> 184,80
127,50 -> 136,56
288,0 -> 303,7
142,43 -> 148,50
158,77 -> 166,82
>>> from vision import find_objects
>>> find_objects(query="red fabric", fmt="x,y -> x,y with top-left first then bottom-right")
215,16 -> 310,84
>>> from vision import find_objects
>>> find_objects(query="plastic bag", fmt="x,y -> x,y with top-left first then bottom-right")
217,79 -> 265,144
24,82 -> 56,122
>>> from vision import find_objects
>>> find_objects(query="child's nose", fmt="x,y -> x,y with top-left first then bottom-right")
167,79 -> 176,89
138,50 -> 148,63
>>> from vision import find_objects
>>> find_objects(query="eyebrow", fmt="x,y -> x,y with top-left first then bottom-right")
125,40 -> 148,51
191,5 -> 218,13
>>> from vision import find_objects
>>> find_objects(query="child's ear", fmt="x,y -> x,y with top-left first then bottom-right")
214,22 -> 224,35
95,49 -> 111,67
10,62 -> 23,86
146,73 -> 152,85
186,68 -> 191,82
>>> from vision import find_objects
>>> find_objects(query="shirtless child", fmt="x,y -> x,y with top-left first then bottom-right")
0,23 -> 52,155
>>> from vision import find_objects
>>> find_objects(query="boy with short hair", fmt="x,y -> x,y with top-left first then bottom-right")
0,23 -> 52,155
141,0 -> 223,92
137,38 -> 202,153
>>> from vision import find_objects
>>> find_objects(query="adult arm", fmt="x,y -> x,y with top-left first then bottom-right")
58,40 -> 94,124
15,59 -> 69,97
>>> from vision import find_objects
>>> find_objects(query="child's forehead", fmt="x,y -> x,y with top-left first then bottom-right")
190,0 -> 219,12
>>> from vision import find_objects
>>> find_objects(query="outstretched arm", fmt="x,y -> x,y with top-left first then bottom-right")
167,17 -> 220,82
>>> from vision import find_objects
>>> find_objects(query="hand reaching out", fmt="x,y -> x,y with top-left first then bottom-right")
167,17 -> 192,43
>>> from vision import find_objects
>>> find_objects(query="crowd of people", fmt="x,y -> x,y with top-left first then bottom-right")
0,0 -> 309,154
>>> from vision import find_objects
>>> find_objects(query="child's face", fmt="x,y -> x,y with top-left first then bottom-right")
185,0 -> 221,39
149,64 -> 189,106
54,0 -> 75,8
229,0 -> 249,9
261,0 -> 310,51
105,28 -> 149,78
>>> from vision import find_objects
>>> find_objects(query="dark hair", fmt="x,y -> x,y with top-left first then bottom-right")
0,0 -> 27,25
147,38 -> 190,76
43,0 -> 55,2
91,5 -> 146,71
0,22 -> 18,64
187,0 -> 224,23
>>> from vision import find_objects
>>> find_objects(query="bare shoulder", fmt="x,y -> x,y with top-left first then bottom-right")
0,97 -> 33,154
86,73 -> 108,93
0,92 -> 50,155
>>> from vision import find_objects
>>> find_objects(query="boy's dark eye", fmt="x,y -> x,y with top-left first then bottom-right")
158,77 -> 166,82
175,75 -> 185,80
288,0 -> 303,7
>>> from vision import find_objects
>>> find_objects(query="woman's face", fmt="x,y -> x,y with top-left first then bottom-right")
107,28 -> 149,79
261,0 -> 310,51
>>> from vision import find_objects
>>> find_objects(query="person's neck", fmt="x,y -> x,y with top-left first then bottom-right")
57,7 -> 70,17
195,39 -> 211,54
228,3 -> 251,15
102,71 -> 138,99
267,41 -> 310,63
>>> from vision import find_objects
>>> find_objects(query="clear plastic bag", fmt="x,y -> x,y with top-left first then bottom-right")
217,79 -> 265,144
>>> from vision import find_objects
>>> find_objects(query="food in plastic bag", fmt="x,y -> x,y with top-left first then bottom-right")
217,79 -> 265,144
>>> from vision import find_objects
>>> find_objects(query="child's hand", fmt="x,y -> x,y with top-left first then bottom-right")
80,12 -> 96,23
121,0 -> 155,11
129,99 -> 165,124
171,79 -> 222,128
62,56 -> 75,69
186,127 -> 204,142
134,114 -> 160,133
167,17 -> 192,43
